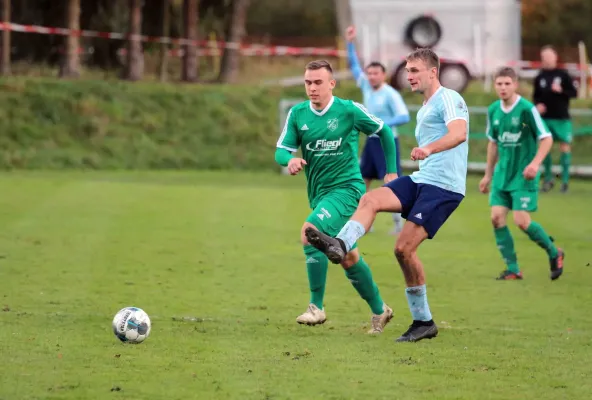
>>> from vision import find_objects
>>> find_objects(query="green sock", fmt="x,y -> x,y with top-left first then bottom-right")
543,153 -> 553,183
560,152 -> 571,184
524,221 -> 558,259
494,226 -> 519,273
344,258 -> 384,315
304,246 -> 328,309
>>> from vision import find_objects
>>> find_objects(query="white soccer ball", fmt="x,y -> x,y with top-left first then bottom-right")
112,307 -> 151,344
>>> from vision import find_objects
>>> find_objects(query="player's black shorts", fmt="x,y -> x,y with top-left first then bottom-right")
360,136 -> 401,179
383,176 -> 464,239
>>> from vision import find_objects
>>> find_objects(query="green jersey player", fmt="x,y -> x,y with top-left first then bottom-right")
275,60 -> 398,333
479,67 -> 565,281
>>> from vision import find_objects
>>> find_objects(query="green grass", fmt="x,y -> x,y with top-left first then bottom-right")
0,171 -> 591,399
3,77 -> 592,170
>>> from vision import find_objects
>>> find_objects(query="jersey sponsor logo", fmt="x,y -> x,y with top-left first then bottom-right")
327,118 -> 339,132
305,138 -> 343,152
301,124 -> 309,130
499,131 -> 523,145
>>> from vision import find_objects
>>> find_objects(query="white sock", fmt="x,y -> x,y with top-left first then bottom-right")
336,221 -> 366,252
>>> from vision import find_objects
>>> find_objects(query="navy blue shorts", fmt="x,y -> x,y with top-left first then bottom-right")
360,137 -> 401,180
383,176 -> 464,239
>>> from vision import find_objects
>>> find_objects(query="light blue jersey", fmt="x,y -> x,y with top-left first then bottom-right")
347,43 -> 409,137
410,86 -> 469,195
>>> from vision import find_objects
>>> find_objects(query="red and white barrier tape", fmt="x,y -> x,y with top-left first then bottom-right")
0,22 -> 590,71
0,22 -> 346,57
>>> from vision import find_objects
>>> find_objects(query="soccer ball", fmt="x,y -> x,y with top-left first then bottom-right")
112,307 -> 151,344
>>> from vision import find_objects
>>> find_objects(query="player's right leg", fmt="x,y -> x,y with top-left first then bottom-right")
304,190 -> 394,333
297,221 -> 329,325
489,188 -> 521,280
510,190 -> 565,280
558,123 -> 572,193
541,119 -> 557,192
305,177 -> 410,264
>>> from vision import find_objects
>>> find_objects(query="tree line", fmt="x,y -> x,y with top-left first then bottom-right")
0,0 -> 589,82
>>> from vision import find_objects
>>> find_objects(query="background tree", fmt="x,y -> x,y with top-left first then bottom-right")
59,0 -> 81,78
218,0 -> 250,83
125,0 -> 143,81
181,0 -> 198,82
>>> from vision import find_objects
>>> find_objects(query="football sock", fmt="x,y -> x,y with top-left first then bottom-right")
303,245 -> 328,309
344,258 -> 384,315
543,154 -> 553,182
393,213 -> 403,229
560,152 -> 571,184
494,226 -> 519,273
405,284 -> 433,322
524,221 -> 559,259
337,220 -> 366,252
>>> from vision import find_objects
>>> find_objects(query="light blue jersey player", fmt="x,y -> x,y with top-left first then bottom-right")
305,48 -> 469,343
346,26 -> 410,234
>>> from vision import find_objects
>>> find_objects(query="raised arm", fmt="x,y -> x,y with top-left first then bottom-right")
345,26 -> 366,87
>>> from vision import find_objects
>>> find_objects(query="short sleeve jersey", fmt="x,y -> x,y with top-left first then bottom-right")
410,86 -> 470,196
277,96 -> 387,207
486,95 -> 552,191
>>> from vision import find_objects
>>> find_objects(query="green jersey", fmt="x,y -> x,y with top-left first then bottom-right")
486,96 -> 551,191
277,96 -> 394,208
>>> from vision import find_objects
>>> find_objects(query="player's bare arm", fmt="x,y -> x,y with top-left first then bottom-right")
411,119 -> 467,161
480,141 -> 498,193
523,136 -> 553,180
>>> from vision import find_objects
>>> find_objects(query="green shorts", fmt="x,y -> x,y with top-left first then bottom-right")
489,188 -> 538,212
306,188 -> 362,248
544,119 -> 572,144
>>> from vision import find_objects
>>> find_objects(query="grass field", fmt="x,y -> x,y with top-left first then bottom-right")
0,171 -> 591,400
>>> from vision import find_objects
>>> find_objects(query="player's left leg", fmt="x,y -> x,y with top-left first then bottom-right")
340,247 -> 393,334
511,190 -> 565,280
393,221 -> 437,342
393,184 -> 464,342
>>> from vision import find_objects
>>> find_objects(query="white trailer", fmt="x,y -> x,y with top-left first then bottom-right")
348,0 -> 522,92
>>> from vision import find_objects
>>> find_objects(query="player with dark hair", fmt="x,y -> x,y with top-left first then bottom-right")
533,45 -> 578,193
275,60 -> 398,333
480,66 -> 565,280
305,48 -> 469,343
346,26 -> 410,234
